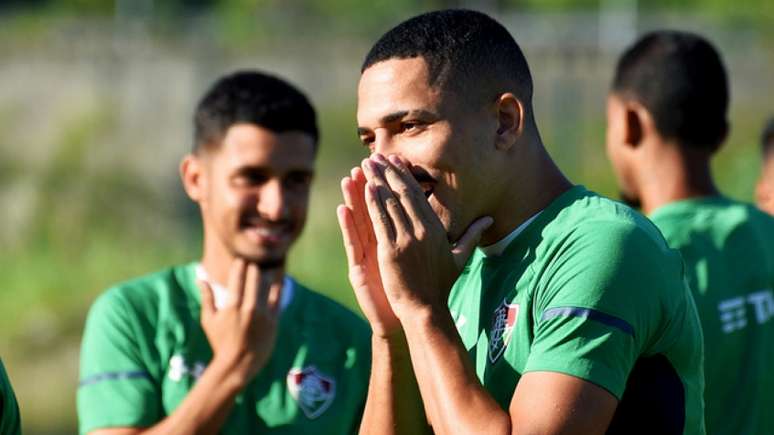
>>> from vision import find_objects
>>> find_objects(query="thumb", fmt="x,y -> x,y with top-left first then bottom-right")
451,216 -> 494,269
197,280 -> 216,320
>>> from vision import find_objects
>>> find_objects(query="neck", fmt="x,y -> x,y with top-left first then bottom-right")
637,143 -> 719,215
200,235 -> 235,285
480,138 -> 573,246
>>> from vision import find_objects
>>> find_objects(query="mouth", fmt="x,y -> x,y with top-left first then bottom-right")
239,218 -> 292,245
409,166 -> 437,200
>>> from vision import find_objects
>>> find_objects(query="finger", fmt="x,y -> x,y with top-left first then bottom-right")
226,258 -> 247,307
242,262 -> 259,314
364,180 -> 397,244
380,154 -> 434,230
337,204 -> 365,268
451,216 -> 495,269
198,280 -> 216,320
363,157 -> 412,237
351,167 -> 378,246
266,276 -> 284,317
342,175 -> 373,247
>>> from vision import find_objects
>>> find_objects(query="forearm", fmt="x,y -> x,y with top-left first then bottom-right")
402,307 -> 511,435
139,360 -> 244,435
360,333 -> 431,435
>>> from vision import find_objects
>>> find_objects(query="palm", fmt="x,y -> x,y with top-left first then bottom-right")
350,238 -> 401,335
338,169 -> 401,337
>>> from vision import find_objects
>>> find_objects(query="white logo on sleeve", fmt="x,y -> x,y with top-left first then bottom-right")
718,289 -> 774,334
287,366 -> 336,419
168,355 -> 206,381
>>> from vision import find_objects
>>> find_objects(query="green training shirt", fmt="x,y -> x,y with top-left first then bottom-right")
650,197 -> 774,435
448,186 -> 705,435
0,359 -> 21,435
78,263 -> 371,435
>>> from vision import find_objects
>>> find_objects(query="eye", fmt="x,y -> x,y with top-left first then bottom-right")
400,121 -> 425,134
233,171 -> 268,187
360,135 -> 375,148
284,172 -> 313,189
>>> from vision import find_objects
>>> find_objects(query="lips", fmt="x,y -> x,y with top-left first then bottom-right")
409,166 -> 437,200
239,219 -> 292,245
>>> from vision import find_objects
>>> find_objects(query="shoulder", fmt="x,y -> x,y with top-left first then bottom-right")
544,189 -> 670,261
290,279 -> 370,343
532,190 -> 685,311
88,265 -> 191,325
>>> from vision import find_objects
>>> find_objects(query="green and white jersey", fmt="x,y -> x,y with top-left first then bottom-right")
651,197 -> 774,435
0,359 -> 21,435
448,186 -> 705,435
78,263 -> 371,435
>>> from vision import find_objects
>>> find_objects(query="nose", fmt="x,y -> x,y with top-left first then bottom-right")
372,129 -> 395,156
257,179 -> 288,221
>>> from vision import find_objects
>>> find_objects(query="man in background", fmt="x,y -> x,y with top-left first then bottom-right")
78,71 -> 370,434
0,359 -> 21,435
756,117 -> 774,215
606,30 -> 774,435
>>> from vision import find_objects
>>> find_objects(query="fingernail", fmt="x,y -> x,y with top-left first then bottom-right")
388,154 -> 401,166
372,153 -> 387,164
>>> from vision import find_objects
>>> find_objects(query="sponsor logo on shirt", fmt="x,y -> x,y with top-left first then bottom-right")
287,366 -> 336,419
718,288 -> 774,334
489,299 -> 519,363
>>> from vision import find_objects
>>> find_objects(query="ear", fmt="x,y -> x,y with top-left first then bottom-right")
494,93 -> 524,151
622,102 -> 645,149
180,154 -> 206,203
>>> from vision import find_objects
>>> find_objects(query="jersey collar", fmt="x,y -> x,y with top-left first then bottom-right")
480,211 -> 543,257
194,263 -> 295,312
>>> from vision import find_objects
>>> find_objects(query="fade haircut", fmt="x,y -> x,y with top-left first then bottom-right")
362,9 -> 534,106
193,70 -> 318,153
613,30 -> 729,152
762,117 -> 774,158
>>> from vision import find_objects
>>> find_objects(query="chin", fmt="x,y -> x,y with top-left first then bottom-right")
233,247 -> 287,269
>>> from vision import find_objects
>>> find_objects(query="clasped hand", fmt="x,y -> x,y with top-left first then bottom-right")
337,153 -> 492,336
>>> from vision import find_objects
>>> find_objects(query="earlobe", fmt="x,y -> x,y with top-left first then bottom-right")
495,93 -> 524,151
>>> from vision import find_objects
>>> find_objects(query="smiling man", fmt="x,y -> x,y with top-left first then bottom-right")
78,71 -> 370,435
606,31 -> 774,435
337,10 -> 705,435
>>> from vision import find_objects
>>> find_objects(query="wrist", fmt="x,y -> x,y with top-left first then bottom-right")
400,303 -> 455,337
208,354 -> 252,392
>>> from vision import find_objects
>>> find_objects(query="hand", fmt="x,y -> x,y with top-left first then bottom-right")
198,259 -> 283,386
338,167 -> 402,339
361,154 -> 493,318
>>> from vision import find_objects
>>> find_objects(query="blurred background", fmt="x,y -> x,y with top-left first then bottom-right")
0,0 -> 770,433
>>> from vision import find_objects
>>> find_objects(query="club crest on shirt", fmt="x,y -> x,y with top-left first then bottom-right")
489,299 -> 519,363
287,366 -> 336,419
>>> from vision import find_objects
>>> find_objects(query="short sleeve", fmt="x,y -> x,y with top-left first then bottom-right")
77,289 -> 161,434
524,221 -> 668,399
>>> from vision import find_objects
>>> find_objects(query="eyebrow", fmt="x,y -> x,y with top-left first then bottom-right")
357,109 -> 437,135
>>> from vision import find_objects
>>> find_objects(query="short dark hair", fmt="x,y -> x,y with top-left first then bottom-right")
362,9 -> 533,105
613,30 -> 729,152
193,70 -> 318,152
762,117 -> 774,157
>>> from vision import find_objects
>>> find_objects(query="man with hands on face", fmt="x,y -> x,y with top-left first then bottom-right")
338,10 -> 705,435
77,71 -> 370,435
